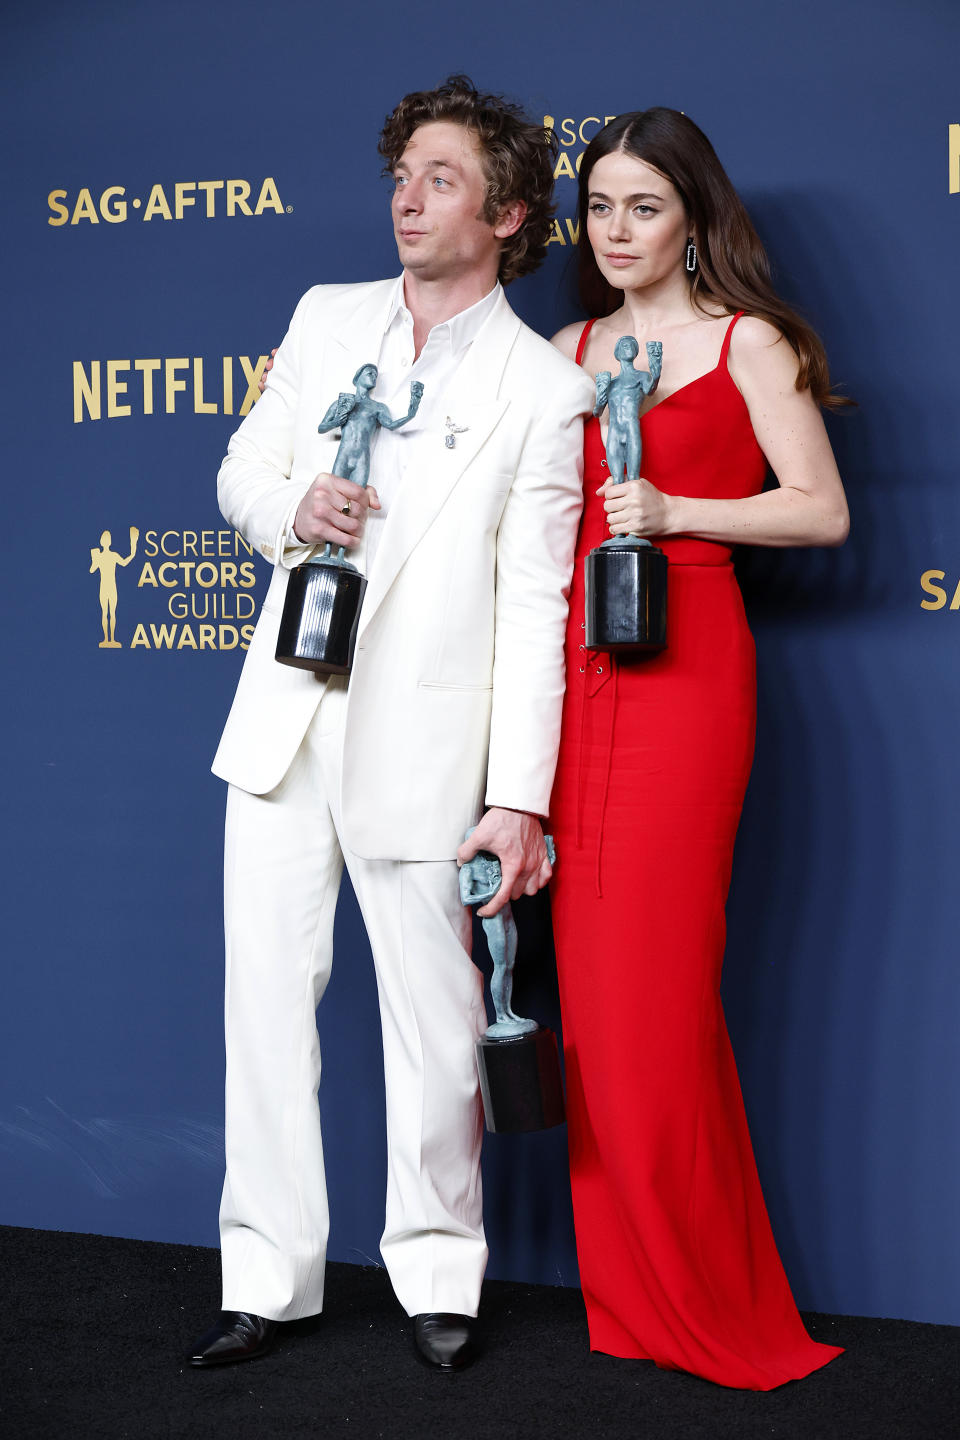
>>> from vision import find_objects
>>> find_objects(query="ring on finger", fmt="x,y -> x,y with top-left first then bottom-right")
341,502 -> 351,516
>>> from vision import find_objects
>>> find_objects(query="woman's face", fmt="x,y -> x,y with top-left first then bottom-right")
585,149 -> 690,293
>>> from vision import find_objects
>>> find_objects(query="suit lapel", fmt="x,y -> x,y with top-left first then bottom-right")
324,278 -> 399,394
358,291 -> 522,636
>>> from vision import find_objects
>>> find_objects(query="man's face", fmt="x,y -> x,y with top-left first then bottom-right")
390,121 -> 506,284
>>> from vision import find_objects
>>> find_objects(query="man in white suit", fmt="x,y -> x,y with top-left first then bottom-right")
186,76 -> 593,1372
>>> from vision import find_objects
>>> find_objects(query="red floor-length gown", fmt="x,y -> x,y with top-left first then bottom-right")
549,315 -> 843,1389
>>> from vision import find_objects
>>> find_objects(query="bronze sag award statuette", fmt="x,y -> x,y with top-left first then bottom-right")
459,829 -> 565,1134
275,364 -> 423,673
585,336 -> 668,652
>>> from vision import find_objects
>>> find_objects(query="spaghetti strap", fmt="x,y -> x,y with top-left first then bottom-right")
575,318 -> 598,366
718,310 -> 745,368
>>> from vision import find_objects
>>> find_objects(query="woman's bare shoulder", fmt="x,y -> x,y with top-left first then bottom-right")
728,314 -> 800,385
550,320 -> 588,361
729,314 -> 787,357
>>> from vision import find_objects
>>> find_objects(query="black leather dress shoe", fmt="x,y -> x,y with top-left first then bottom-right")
184,1310 -> 278,1367
413,1313 -> 478,1372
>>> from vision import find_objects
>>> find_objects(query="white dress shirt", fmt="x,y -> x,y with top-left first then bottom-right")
360,276 -> 502,578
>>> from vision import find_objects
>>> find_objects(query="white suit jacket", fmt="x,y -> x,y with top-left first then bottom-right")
212,278 -> 594,860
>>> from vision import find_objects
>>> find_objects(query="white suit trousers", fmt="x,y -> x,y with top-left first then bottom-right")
218,679 -> 488,1321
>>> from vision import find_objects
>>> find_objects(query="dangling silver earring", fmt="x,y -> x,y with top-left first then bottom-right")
685,237 -> 698,273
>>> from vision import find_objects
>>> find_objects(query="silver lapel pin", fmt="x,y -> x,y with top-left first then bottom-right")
445,416 -> 470,450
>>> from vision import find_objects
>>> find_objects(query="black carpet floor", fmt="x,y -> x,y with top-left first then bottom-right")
1,1225 -> 957,1440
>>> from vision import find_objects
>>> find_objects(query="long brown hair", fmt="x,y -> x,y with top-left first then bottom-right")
578,109 -> 852,410
379,75 -> 558,286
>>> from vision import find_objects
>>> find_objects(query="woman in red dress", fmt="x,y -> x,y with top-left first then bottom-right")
549,109 -> 850,1390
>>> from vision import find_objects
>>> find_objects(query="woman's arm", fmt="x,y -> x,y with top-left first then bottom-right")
600,317 -> 850,548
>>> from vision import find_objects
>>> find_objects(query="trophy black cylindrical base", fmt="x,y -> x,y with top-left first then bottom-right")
275,560 -> 367,674
476,1026 -> 565,1134
584,542 -> 667,652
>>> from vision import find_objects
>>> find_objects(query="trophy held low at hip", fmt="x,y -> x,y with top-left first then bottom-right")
459,831 -> 565,1134
585,336 -> 667,653
275,364 -> 423,673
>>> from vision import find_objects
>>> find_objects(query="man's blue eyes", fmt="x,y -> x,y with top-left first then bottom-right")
393,175 -> 449,187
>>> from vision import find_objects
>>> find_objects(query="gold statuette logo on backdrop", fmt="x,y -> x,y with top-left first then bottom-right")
89,527 -> 139,647
88,526 -> 259,652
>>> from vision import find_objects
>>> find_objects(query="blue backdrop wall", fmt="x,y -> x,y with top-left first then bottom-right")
2,0 -> 958,1326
